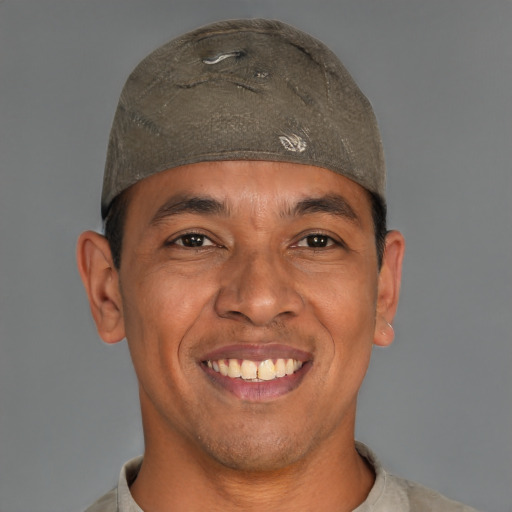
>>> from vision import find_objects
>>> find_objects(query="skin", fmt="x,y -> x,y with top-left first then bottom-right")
77,160 -> 404,512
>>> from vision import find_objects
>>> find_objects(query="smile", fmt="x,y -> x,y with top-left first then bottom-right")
205,358 -> 304,381
200,344 -> 312,400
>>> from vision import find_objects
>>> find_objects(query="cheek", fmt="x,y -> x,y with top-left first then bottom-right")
305,266 -> 378,378
307,263 -> 378,332
120,268 -> 217,381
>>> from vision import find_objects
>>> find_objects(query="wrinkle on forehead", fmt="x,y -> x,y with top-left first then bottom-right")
150,190 -> 360,230
131,161 -> 369,231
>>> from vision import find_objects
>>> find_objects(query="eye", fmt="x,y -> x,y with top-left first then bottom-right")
172,233 -> 215,248
296,234 -> 335,248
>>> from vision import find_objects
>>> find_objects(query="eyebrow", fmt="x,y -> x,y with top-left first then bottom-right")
288,194 -> 360,223
150,195 -> 228,225
150,192 -> 359,225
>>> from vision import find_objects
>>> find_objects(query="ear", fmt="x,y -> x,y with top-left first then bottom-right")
76,230 -> 125,344
373,230 -> 405,347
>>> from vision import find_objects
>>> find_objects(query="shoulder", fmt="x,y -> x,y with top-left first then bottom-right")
383,473 -> 481,512
355,442 -> 480,512
83,456 -> 143,512
84,488 -> 117,512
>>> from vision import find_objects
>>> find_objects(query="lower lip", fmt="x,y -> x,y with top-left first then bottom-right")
201,362 -> 311,401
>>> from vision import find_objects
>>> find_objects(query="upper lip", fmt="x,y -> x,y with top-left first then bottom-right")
201,344 -> 313,362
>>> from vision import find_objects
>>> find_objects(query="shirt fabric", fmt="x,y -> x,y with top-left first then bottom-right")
85,443 -> 480,512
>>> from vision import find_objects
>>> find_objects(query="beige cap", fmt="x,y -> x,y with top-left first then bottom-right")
101,19 -> 385,218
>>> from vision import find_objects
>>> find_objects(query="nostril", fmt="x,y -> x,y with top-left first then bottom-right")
224,310 -> 251,322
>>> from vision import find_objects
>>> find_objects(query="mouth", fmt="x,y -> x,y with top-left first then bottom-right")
200,345 -> 312,401
205,357 -> 303,381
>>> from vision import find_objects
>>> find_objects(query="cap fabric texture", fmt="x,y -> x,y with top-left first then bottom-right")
101,18 -> 385,218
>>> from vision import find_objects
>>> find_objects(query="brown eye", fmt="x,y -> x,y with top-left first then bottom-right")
297,234 -> 334,248
174,234 -> 214,247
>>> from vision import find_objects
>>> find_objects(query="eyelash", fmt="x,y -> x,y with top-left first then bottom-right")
166,232 -> 217,248
166,231 -> 342,251
294,232 -> 342,249
165,227 -> 346,251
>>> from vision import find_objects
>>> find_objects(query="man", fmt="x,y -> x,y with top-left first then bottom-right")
77,19 -> 478,512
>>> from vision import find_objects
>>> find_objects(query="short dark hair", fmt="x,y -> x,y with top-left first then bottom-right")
370,191 -> 388,269
103,191 -> 129,270
104,189 -> 388,270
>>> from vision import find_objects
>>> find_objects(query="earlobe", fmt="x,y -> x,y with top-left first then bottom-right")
374,230 -> 405,347
76,231 -> 125,344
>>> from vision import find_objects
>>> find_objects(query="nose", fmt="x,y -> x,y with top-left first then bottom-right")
214,250 -> 304,327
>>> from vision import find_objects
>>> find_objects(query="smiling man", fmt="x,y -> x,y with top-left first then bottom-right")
77,19 -> 478,512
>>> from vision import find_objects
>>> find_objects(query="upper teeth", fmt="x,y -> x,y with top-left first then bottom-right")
206,358 -> 303,381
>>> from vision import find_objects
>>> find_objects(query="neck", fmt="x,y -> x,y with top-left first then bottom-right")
130,403 -> 374,512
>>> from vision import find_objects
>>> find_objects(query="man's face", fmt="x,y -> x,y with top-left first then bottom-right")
114,161 -> 395,471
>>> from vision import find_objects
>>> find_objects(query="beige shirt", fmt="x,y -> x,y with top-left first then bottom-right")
85,443 -> 480,512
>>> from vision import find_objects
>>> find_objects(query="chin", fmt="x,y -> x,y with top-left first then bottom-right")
197,427 -> 312,472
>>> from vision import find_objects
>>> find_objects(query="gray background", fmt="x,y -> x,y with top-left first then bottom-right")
1,1 -> 511,511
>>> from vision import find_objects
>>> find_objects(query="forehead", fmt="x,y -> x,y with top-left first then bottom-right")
124,160 -> 372,218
